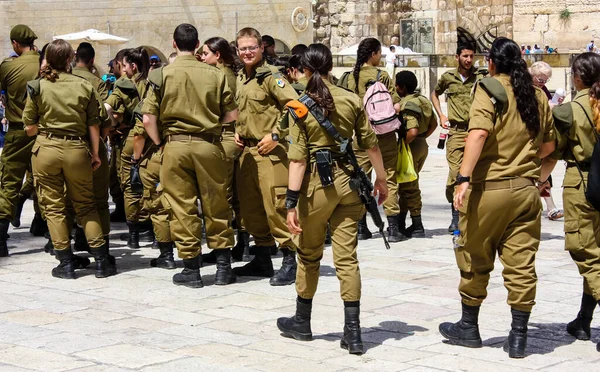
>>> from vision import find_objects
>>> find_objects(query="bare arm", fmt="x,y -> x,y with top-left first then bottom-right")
88,124 -> 102,171
133,135 -> 146,160
221,108 -> 239,125
104,103 -> 118,128
405,128 -> 418,144
288,159 -> 307,191
430,91 -> 448,128
540,157 -> 558,183
537,140 -> 556,159
454,129 -> 488,209
142,114 -> 162,146
366,146 -> 388,203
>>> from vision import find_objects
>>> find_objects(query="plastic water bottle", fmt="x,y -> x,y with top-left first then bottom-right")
452,229 -> 460,250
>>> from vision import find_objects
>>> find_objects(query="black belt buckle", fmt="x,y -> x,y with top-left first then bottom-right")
315,149 -> 334,187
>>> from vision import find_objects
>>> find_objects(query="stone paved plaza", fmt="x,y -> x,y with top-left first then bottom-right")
0,144 -> 598,372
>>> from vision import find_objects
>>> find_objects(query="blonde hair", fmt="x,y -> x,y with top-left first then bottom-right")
236,27 -> 261,47
40,39 -> 73,82
529,61 -> 552,79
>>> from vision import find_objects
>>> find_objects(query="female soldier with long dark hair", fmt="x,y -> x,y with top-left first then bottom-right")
438,37 -> 556,358
276,43 -> 387,355
199,36 -> 249,261
541,52 -> 600,352
347,38 -> 404,242
23,39 -> 116,279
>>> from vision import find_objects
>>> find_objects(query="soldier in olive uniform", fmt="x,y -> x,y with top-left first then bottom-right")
395,71 -> 437,237
277,44 -> 387,355
23,39 -> 116,279
347,38 -> 403,242
105,47 -> 151,248
431,43 -> 487,233
540,52 -> 600,351
439,38 -> 555,358
71,42 -> 111,247
142,23 -> 238,288
0,25 -> 40,257
232,27 -> 299,286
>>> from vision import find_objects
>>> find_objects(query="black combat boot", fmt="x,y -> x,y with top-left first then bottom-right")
90,244 -> 117,278
44,238 -> 55,256
11,193 -> 29,228
448,205 -> 459,233
357,214 -> 372,240
109,201 -> 126,222
0,219 -> 9,257
126,221 -> 140,248
233,246 -> 274,277
215,249 -> 236,285
503,309 -> 530,358
270,248 -> 297,286
567,293 -> 597,340
439,303 -> 482,348
397,211 -> 408,234
30,213 -> 48,237
341,302 -> 364,355
138,220 -> 155,243
277,297 -> 313,341
172,255 -> 203,288
231,230 -> 250,262
406,215 -> 425,238
151,242 -> 176,269
201,250 -> 217,264
387,215 -> 407,243
52,249 -> 77,279
73,226 -> 90,252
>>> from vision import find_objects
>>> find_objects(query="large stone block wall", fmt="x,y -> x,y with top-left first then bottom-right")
0,0 -> 313,64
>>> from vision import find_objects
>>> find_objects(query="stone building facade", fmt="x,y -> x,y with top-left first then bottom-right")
1,0 -> 313,64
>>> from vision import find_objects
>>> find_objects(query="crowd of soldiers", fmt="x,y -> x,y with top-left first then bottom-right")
1,22 -> 600,358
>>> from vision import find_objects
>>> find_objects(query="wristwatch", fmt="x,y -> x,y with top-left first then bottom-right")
456,173 -> 471,185
271,133 -> 280,142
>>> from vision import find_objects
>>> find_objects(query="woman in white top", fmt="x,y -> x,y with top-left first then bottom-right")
385,46 -> 396,78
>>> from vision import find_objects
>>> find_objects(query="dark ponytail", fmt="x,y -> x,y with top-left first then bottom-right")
489,37 -> 540,139
352,38 -> 381,93
204,36 -> 240,74
301,43 -> 335,112
572,52 -> 600,133
124,47 -> 150,83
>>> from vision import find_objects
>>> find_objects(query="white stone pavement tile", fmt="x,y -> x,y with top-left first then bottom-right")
324,353 -> 412,372
132,306 -> 221,326
69,309 -> 132,322
0,322 -> 61,343
0,364 -> 37,372
198,305 -> 289,324
176,343 -> 283,367
41,319 -> 130,336
64,366 -> 137,372
0,346 -> 95,371
103,328 -> 205,352
389,293 -> 457,307
0,309 -> 69,326
198,292 -> 293,311
17,288 -> 99,304
14,332 -> 120,354
409,353 -> 538,372
158,324 -> 261,346
541,358 -> 600,371
245,339 -> 342,361
74,344 -> 182,370
248,356 -> 347,372
141,357 -> 260,372
108,316 -> 176,331
0,282 -> 39,294
372,302 -> 460,321
74,299 -> 146,315
360,278 -> 423,298
402,366 -> 453,372
202,318 -> 284,340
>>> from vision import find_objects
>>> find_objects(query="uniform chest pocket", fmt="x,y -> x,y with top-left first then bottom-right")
246,90 -> 269,114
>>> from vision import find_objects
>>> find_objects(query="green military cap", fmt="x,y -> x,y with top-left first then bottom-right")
10,25 -> 37,44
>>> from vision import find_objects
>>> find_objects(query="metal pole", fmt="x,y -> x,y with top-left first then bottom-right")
107,20 -> 111,60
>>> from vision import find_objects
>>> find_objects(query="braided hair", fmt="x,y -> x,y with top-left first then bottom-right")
352,38 -> 381,93
572,52 -> 600,133
489,37 -> 540,139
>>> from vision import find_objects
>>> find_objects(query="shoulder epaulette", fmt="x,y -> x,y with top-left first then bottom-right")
114,78 -> 137,91
552,103 -> 574,132
477,77 -> 508,116
148,67 -> 163,91
26,79 -> 41,97
402,100 -> 423,117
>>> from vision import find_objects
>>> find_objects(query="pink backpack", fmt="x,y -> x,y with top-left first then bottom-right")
363,70 -> 401,135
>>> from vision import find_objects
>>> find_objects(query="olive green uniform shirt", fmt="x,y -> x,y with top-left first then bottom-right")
235,61 -> 299,140
0,50 -> 40,124
400,92 -> 436,135
347,66 -> 400,103
142,55 -> 236,136
22,73 -> 101,137
288,81 -> 378,162
551,88 -> 596,164
71,66 -> 109,128
106,74 -> 148,127
434,68 -> 486,125
217,63 -> 238,131
468,74 -> 555,183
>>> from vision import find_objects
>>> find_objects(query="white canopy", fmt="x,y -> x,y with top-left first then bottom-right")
53,29 -> 128,45
334,43 -> 421,56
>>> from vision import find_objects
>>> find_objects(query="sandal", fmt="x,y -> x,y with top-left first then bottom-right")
548,209 -> 564,221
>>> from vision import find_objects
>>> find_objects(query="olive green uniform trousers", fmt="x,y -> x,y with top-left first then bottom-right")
120,131 -> 144,222
296,165 -> 365,302
140,148 -> 171,243
398,137 -> 428,216
445,127 -> 468,203
109,137 -> 124,209
160,137 -> 234,259
356,132 -> 399,216
31,136 -> 104,250
0,126 -> 35,220
222,127 -> 243,226
455,179 -> 541,313
562,168 -> 600,300
236,144 -> 297,250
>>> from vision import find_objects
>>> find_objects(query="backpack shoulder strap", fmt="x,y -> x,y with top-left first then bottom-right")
26,79 -> 41,97
572,100 -> 600,140
376,69 -> 382,82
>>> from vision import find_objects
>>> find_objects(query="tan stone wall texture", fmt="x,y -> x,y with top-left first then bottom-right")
0,0 -> 313,65
513,0 -> 600,51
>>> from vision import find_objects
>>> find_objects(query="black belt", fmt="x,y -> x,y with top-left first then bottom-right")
449,122 -> 468,130
471,177 -> 535,191
567,162 -> 590,171
167,133 -> 221,143
240,137 -> 260,147
40,132 -> 85,141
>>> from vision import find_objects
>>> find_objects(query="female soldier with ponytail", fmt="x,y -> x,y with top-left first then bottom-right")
540,52 -> 600,352
23,39 -> 116,279
438,37 -> 556,358
346,38 -> 404,242
276,43 -> 387,355
105,47 -> 151,248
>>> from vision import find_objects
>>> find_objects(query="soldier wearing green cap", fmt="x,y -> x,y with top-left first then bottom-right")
0,24 -> 40,257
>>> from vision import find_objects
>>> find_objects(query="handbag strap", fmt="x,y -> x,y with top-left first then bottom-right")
569,100 -> 599,193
